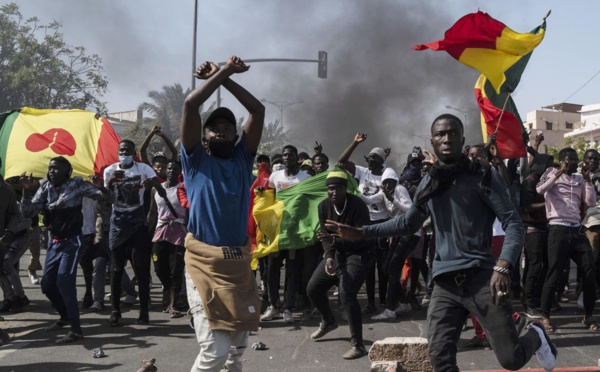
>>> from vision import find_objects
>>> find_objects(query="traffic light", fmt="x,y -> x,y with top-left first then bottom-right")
318,51 -> 327,79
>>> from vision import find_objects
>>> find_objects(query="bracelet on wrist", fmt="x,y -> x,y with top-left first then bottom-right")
493,265 -> 510,275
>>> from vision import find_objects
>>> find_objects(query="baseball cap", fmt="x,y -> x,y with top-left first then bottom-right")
201,107 -> 236,129
368,147 -> 386,161
407,152 -> 422,163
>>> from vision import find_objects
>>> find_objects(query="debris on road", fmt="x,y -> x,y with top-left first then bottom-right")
92,347 -> 106,358
252,341 -> 267,350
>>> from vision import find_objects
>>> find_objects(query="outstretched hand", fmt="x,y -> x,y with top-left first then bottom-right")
324,220 -> 363,241
384,147 -> 391,159
423,149 -> 437,164
225,56 -> 250,74
193,62 -> 220,80
19,172 -> 34,190
314,141 -> 323,154
354,133 -> 367,144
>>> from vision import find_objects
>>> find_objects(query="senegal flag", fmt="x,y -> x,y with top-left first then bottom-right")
0,108 -> 121,179
252,167 -> 359,260
413,11 -> 548,159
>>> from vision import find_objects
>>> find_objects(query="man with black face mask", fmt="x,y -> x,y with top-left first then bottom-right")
20,157 -> 111,344
104,139 -> 166,326
536,147 -> 598,333
181,56 -> 265,371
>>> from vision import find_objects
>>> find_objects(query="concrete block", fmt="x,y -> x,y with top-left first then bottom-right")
369,337 -> 432,372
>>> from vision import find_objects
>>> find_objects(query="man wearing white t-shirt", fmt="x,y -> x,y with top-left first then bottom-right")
104,139 -> 165,326
337,133 -> 388,314
260,145 -> 311,323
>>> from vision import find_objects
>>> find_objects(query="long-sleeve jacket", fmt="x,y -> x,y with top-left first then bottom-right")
536,168 -> 595,225
0,179 -> 21,235
363,168 -> 524,278
21,177 -> 110,239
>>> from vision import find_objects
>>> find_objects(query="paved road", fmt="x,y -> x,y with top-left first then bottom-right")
1,251 -> 599,371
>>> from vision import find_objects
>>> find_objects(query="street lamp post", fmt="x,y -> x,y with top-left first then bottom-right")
191,0 -> 198,90
260,99 -> 302,127
445,105 -> 469,126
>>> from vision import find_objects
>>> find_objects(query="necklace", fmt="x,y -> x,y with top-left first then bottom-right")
333,198 -> 347,216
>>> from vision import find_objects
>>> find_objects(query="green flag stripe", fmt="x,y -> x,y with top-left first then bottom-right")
0,110 -> 21,177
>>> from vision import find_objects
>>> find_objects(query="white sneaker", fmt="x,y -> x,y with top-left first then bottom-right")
528,321 -> 557,371
371,309 -> 396,320
89,301 -> 104,312
283,309 -> 294,323
394,303 -> 412,315
260,306 -> 280,321
29,273 -> 40,285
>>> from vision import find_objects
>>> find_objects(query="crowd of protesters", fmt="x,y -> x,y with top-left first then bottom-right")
1,56 -> 599,371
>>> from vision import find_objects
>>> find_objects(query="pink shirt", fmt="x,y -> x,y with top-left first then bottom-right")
536,168 -> 595,225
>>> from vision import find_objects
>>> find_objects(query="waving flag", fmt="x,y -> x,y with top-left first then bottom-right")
413,11 -> 548,158
0,108 -> 121,179
252,167 -> 359,260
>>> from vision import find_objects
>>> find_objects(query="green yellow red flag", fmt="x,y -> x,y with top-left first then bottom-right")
413,11 -> 548,159
0,107 -> 121,179
252,166 -> 359,260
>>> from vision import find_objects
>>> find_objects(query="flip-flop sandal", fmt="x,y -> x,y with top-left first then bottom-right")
170,310 -> 183,319
55,331 -> 83,344
44,320 -> 69,332
583,318 -> 600,332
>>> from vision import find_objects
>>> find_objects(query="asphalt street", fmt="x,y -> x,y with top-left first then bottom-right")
1,250 -> 600,371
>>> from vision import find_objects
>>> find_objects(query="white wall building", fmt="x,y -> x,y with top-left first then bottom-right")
522,102 -> 582,153
105,109 -> 142,138
564,103 -> 600,145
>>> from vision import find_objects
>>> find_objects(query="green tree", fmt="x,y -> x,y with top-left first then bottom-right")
126,83 -> 218,154
0,3 -> 108,112
546,136 -> 599,161
257,119 -> 289,157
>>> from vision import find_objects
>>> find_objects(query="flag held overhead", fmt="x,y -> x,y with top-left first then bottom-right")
0,108 -> 121,179
413,11 -> 549,159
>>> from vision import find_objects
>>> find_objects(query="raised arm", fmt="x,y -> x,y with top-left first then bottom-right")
221,67 -> 265,154
160,130 -> 179,161
336,133 -> 367,176
139,126 -> 159,165
536,166 -> 561,195
181,60 -> 235,155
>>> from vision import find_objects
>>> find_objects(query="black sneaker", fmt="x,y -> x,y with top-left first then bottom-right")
408,295 -> 423,310
108,311 -> 122,326
342,345 -> 368,359
9,296 -> 30,312
136,312 -> 150,325
310,322 -> 339,340
525,307 -> 542,319
0,299 -> 13,313
361,304 -> 377,315
466,336 -> 491,349
81,296 -> 93,309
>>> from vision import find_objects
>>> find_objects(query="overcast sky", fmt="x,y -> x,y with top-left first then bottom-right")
16,0 -> 600,159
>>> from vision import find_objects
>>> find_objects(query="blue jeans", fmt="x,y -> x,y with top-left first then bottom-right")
93,256 -> 136,303
41,235 -> 82,330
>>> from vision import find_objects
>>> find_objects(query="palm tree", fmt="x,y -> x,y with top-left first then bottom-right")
138,83 -> 190,141
257,119 -> 289,156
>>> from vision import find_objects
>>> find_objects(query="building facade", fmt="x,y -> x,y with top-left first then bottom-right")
522,102 -> 582,153
564,103 -> 600,145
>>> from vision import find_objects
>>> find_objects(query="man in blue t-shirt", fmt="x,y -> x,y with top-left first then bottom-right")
181,55 -> 264,372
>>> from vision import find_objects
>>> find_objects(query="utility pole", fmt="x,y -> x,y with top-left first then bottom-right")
191,0 -> 198,90
260,99 -> 302,127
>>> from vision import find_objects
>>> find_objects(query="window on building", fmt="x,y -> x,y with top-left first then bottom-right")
565,122 -> 573,129
545,121 -> 553,130
528,123 -> 533,130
